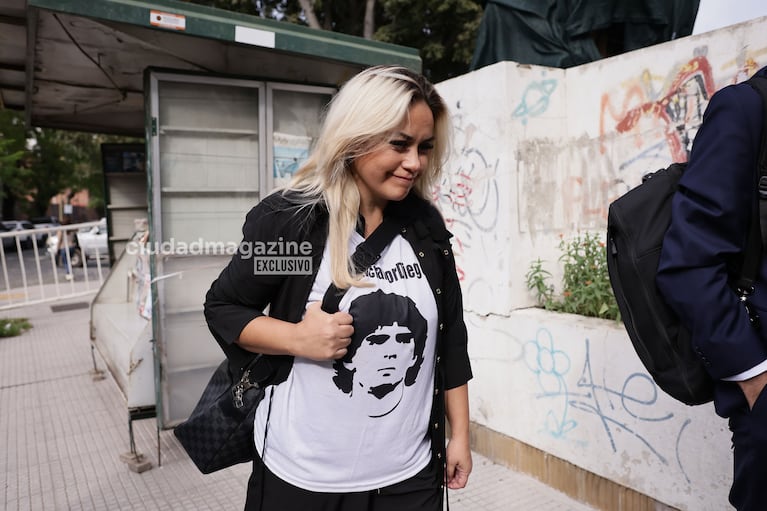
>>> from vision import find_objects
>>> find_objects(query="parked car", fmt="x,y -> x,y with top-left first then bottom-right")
0,222 -> 16,249
30,216 -> 59,227
76,218 -> 109,262
30,216 -> 61,246
2,220 -> 35,249
46,218 -> 108,267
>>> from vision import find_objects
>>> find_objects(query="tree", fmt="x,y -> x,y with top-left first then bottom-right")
376,0 -> 483,82
0,111 -> 33,219
26,128 -> 98,217
182,0 -> 304,22
0,109 -> 138,219
182,0 -> 484,81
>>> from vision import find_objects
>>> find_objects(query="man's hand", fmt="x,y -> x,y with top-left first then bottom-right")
737,370 -> 767,410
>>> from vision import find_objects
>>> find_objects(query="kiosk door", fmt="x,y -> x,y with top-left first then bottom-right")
147,71 -> 332,427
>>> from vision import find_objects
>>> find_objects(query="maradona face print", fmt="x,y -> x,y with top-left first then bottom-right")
333,290 -> 427,418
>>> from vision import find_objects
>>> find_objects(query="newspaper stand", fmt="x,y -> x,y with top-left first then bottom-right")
0,0 -> 420,470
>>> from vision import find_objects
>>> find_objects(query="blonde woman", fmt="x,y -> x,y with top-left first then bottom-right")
204,65 -> 472,511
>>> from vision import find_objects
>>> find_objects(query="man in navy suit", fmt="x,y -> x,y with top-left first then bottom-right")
657,65 -> 767,510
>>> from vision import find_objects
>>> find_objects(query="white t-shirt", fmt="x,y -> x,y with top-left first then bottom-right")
254,232 -> 437,492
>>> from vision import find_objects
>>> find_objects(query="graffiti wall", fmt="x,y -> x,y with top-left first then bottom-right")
436,64 -> 570,315
467,309 -> 731,510
437,17 -> 767,314
435,15 -> 767,511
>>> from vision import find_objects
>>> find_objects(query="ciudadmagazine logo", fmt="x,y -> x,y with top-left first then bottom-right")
125,237 -> 313,275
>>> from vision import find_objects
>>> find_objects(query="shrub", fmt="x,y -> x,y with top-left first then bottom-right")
526,232 -> 620,321
0,318 -> 32,337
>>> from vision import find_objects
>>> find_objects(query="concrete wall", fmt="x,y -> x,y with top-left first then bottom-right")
435,16 -> 767,511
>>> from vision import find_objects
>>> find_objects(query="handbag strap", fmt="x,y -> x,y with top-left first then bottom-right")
321,216 -> 403,313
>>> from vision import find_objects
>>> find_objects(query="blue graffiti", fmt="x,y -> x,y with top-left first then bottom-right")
513,79 -> 558,125
523,328 -> 576,439
524,328 -> 682,467
617,140 -> 669,173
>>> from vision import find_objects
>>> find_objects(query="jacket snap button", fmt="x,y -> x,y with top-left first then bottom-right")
433,422 -> 439,430
439,323 -> 444,330
401,228 -> 407,234
443,249 -> 449,256
418,251 -> 425,257
435,288 -> 441,294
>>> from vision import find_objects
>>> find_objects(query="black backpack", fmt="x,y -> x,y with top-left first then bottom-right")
606,75 -> 767,406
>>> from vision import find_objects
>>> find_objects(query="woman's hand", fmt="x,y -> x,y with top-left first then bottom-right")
445,434 -> 472,489
293,302 -> 354,361
444,383 -> 472,489
236,303 -> 353,360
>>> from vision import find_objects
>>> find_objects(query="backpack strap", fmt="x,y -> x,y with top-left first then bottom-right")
751,75 -> 767,255
735,75 -> 767,295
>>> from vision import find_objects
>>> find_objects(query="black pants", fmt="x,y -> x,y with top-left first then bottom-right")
729,387 -> 767,510
244,457 -> 441,511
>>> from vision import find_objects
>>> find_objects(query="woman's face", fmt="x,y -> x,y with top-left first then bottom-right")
352,100 -> 435,210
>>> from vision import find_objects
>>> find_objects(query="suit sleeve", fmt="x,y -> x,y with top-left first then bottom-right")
204,200 -> 286,349
656,83 -> 767,380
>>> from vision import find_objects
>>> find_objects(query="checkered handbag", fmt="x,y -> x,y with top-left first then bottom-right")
174,355 -> 271,474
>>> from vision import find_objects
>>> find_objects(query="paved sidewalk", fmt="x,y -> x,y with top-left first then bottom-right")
1,299 -> 598,511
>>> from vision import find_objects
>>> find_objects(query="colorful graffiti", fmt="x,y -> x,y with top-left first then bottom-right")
605,55 -> 715,162
436,102 -> 501,286
523,327 -> 693,481
520,49 -> 766,231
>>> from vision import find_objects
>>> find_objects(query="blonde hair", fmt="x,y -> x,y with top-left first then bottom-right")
287,65 -> 451,289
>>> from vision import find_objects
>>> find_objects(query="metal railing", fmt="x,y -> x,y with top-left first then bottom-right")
0,220 -> 110,310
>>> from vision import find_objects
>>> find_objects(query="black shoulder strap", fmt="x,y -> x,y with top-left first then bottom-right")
751,76 -> 767,249
736,75 -> 767,291
751,76 -> 767,174
321,217 -> 403,313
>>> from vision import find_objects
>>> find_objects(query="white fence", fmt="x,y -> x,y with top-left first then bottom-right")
0,220 -> 109,310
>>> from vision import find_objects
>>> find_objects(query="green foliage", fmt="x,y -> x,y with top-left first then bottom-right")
525,258 -> 554,308
0,109 -> 139,218
0,110 -> 30,204
526,232 -> 620,321
0,318 -> 32,337
181,0 -> 485,82
181,0 -> 297,18
376,0 -> 484,82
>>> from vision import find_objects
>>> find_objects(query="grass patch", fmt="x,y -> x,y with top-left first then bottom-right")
0,318 -> 32,337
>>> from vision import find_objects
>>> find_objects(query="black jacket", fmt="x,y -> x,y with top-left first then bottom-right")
204,190 -> 472,470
